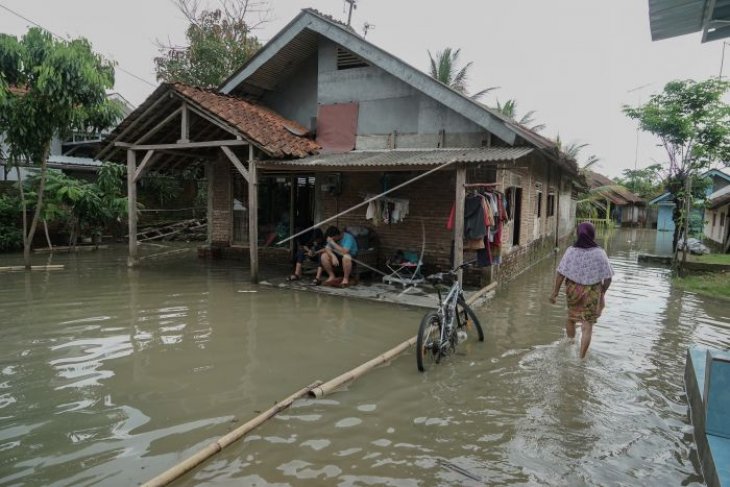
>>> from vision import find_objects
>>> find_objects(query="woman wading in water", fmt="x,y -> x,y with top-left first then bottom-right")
549,222 -> 614,359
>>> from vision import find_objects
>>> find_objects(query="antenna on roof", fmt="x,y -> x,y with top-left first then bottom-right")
344,0 -> 357,26
363,22 -> 375,37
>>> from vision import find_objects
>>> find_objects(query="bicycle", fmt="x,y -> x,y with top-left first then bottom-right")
416,261 -> 484,372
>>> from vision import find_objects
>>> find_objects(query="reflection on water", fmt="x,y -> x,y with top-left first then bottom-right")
0,230 -> 726,486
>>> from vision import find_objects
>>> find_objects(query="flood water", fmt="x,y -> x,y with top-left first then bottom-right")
0,229 -> 728,486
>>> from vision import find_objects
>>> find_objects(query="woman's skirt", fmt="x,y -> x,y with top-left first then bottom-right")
565,279 -> 603,324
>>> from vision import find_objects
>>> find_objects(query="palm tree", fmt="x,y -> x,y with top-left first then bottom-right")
427,48 -> 496,101
555,135 -> 599,170
494,99 -> 546,133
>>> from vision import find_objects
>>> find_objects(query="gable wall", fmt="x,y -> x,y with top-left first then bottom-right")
316,38 -> 490,149
260,53 -> 318,129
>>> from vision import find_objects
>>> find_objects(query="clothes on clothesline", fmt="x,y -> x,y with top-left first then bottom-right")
365,194 -> 409,225
446,188 -> 508,267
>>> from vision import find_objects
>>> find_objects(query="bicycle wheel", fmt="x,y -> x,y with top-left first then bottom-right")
456,299 -> 484,342
416,311 -> 442,372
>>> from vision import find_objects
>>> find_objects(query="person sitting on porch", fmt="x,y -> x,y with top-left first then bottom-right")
313,226 -> 358,288
287,228 -> 324,281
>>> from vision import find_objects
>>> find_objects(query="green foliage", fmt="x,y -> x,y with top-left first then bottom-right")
427,47 -> 497,101
615,164 -> 664,199
0,194 -> 22,251
623,79 -> 730,176
155,7 -> 262,87
24,164 -> 127,241
494,99 -> 545,133
0,28 -> 122,165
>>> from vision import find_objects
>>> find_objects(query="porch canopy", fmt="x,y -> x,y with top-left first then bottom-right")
649,0 -> 730,42
97,82 -> 319,280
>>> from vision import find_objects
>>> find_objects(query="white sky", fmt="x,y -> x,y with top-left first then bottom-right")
1,0 -> 727,178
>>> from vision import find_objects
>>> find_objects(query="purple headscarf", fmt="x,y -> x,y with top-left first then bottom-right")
574,222 -> 598,249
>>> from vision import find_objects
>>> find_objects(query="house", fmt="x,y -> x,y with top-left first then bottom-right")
649,168 -> 730,235
703,169 -> 730,252
583,170 -> 645,226
99,9 -> 582,284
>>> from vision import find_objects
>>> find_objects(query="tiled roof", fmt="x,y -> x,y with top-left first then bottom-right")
172,84 -> 319,158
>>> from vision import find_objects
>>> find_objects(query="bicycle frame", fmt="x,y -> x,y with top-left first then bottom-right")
434,278 -> 465,349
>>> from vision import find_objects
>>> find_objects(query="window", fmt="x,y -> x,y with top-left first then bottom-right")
713,214 -> 717,227
547,193 -> 555,217
722,213 -> 726,227
536,191 -> 542,218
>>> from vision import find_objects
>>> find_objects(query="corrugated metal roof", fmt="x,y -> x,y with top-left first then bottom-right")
708,184 -> 730,208
649,0 -> 730,41
258,147 -> 533,170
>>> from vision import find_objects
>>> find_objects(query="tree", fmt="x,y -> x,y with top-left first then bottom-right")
624,79 -> 730,255
427,47 -> 497,101
614,164 -> 664,200
155,0 -> 267,87
555,135 -> 600,170
494,99 -> 546,133
0,28 -> 122,267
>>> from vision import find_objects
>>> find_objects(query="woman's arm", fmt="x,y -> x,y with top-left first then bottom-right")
549,273 -> 565,304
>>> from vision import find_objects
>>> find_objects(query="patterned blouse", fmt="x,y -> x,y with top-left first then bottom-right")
557,246 -> 614,286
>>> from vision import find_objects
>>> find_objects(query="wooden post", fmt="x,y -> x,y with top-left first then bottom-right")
248,146 -> 259,283
127,150 -> 138,267
289,176 -> 296,254
454,163 -> 466,284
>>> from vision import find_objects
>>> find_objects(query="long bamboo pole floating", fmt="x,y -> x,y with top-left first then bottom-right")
309,337 -> 417,398
275,157 -> 460,247
142,381 -> 322,487
0,265 -> 64,272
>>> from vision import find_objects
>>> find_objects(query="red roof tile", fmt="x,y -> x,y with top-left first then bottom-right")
172,83 -> 319,158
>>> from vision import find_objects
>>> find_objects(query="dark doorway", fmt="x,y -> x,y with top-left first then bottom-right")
509,187 -> 522,246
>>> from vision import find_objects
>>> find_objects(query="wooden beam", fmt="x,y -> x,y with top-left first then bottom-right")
133,150 -> 156,183
119,139 -> 248,151
127,150 -> 139,267
454,163 -> 466,284
221,146 -> 249,182
186,103 -> 243,139
248,153 -> 259,283
98,93 -> 172,159
289,175 -> 296,253
179,103 -> 190,143
134,107 -> 182,145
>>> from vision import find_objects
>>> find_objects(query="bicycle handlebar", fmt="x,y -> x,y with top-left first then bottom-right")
425,260 -> 477,284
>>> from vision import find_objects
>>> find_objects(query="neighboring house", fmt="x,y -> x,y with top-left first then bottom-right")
703,168 -> 730,251
99,8 -> 582,284
583,170 -> 645,226
649,168 -> 730,234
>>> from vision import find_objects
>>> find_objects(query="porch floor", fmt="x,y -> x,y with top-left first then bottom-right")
260,275 -> 484,310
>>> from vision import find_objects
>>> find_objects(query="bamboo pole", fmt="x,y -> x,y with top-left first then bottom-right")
142,381 -> 322,487
309,337 -> 417,398
465,281 -> 497,306
0,265 -> 64,272
275,158 -> 460,247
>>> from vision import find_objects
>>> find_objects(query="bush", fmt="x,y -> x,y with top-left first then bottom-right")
0,194 -> 22,252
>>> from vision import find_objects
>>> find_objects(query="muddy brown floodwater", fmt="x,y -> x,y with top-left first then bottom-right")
0,229 -> 727,486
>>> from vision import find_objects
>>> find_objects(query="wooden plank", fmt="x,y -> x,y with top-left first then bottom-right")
127,150 -> 139,267
248,145 -> 259,283
122,140 -> 248,151
133,150 -> 156,183
454,163 -> 466,284
186,104 -> 242,139
221,146 -> 249,182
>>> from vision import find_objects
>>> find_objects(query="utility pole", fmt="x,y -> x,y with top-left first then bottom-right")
719,41 -> 729,79
345,0 -> 357,26
627,83 -> 653,191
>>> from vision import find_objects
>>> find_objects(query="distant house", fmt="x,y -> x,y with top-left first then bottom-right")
99,8 -> 583,284
649,168 -> 730,235
703,169 -> 730,251
583,170 -> 645,226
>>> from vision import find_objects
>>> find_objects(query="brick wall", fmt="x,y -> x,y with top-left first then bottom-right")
209,157 -> 233,246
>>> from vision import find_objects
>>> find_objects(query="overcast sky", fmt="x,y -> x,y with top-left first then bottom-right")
1,0 -> 726,177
